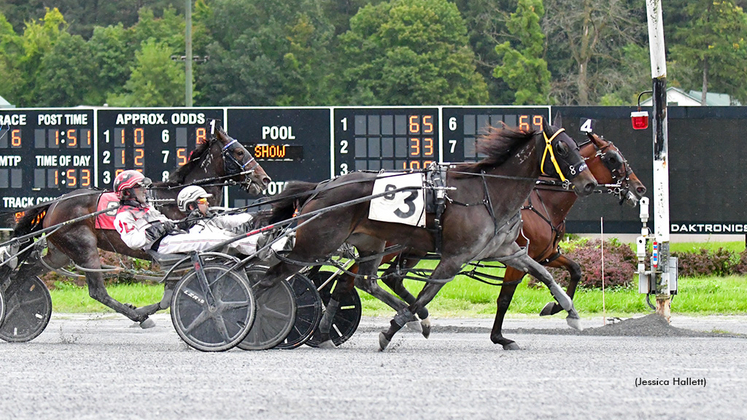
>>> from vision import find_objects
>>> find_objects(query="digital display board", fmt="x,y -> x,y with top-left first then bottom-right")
0,108 -> 95,214
442,106 -> 550,162
227,108 -> 331,207
96,108 -> 225,187
333,107 -> 439,175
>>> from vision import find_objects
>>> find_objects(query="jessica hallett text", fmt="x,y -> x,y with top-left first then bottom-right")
635,377 -> 706,387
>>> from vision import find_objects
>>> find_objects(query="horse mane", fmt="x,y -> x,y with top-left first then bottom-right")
452,125 -> 537,176
269,181 -> 319,223
167,140 -> 212,184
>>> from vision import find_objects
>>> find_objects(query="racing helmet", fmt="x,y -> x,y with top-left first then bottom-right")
113,170 -> 151,200
177,185 -> 213,212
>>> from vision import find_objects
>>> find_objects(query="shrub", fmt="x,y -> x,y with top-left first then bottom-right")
672,247 -> 741,277
531,238 -> 637,289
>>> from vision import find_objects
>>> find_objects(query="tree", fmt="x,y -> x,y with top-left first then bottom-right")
195,0 -> 336,106
87,23 -> 138,104
14,8 -> 68,107
0,12 -> 23,103
337,0 -> 488,105
493,0 -> 551,104
671,0 -> 747,105
36,32 -> 96,106
107,39 -> 185,106
543,0 -> 644,105
452,0 -> 515,104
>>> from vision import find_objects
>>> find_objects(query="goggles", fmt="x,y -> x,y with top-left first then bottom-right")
196,197 -> 209,205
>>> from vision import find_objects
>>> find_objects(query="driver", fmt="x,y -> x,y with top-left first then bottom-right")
113,170 -> 274,256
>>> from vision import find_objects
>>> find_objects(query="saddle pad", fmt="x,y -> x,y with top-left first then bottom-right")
369,173 -> 425,227
95,192 -> 120,230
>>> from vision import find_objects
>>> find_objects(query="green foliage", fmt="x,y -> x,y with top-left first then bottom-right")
87,23 -> 137,104
36,32 -> 96,106
107,39 -> 185,106
195,0 -> 336,106
671,0 -> 747,104
337,0 -> 488,105
2,0 -> 747,107
0,13 -> 23,102
13,8 -> 68,107
493,0 -> 551,105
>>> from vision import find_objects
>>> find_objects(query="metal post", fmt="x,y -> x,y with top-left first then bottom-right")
646,0 -> 671,320
185,0 -> 193,107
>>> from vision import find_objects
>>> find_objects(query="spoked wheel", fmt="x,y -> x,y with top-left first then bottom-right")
275,273 -> 323,349
305,270 -> 362,347
0,276 -> 53,342
238,266 -> 297,350
170,263 -> 256,352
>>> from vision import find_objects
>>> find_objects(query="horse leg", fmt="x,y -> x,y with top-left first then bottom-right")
381,254 -> 431,336
490,267 -> 524,350
379,259 -> 460,351
540,254 -> 582,316
49,230 -> 155,327
314,272 -> 355,349
502,252 -> 582,330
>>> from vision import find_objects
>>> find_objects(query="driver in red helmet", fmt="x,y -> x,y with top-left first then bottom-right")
113,170 -> 180,252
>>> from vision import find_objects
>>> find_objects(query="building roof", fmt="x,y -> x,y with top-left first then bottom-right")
640,87 -> 740,106
0,94 -> 13,108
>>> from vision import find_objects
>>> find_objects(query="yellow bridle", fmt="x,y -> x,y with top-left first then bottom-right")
541,128 -> 568,182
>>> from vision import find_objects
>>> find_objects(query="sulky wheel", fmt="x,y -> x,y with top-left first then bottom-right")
170,263 -> 256,352
0,275 -> 52,342
305,270 -> 362,348
275,273 -> 323,349
238,266 -> 297,350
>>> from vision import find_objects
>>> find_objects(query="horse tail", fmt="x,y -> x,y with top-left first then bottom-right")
12,203 -> 52,238
269,181 -> 319,223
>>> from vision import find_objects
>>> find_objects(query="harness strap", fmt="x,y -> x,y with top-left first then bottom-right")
541,128 -> 567,181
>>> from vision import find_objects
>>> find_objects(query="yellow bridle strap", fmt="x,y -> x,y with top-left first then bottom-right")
541,128 -> 567,182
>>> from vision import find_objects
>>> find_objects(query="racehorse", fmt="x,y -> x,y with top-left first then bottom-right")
265,116 -> 598,350
372,131 -> 646,349
2,125 -> 270,330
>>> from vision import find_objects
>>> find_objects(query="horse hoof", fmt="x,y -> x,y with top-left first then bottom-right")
566,316 -> 583,331
539,302 -> 556,316
378,332 -> 390,351
139,318 -> 156,329
503,342 -> 520,351
421,317 -> 431,339
405,320 -> 423,333
317,340 -> 336,349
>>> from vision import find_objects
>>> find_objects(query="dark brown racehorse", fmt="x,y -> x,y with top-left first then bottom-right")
372,131 -> 646,349
265,117 -> 598,350
4,126 -> 270,328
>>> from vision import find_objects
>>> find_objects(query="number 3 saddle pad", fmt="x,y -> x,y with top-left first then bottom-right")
368,172 -> 425,227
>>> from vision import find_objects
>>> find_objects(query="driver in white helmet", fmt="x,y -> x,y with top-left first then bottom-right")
164,185 -> 263,255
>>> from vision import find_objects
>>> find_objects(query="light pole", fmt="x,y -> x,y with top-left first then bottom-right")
185,0 -> 193,107
647,0 -> 673,319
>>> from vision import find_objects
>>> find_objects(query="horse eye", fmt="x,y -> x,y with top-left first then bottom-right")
555,142 -> 569,156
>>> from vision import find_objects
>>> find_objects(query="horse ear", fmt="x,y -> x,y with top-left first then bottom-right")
552,112 -> 563,128
207,119 -> 224,140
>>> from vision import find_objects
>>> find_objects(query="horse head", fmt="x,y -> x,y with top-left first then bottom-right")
540,115 -> 597,196
211,123 -> 272,195
584,132 -> 647,206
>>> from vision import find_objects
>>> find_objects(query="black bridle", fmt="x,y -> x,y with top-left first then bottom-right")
219,135 -> 261,192
592,139 -> 636,204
